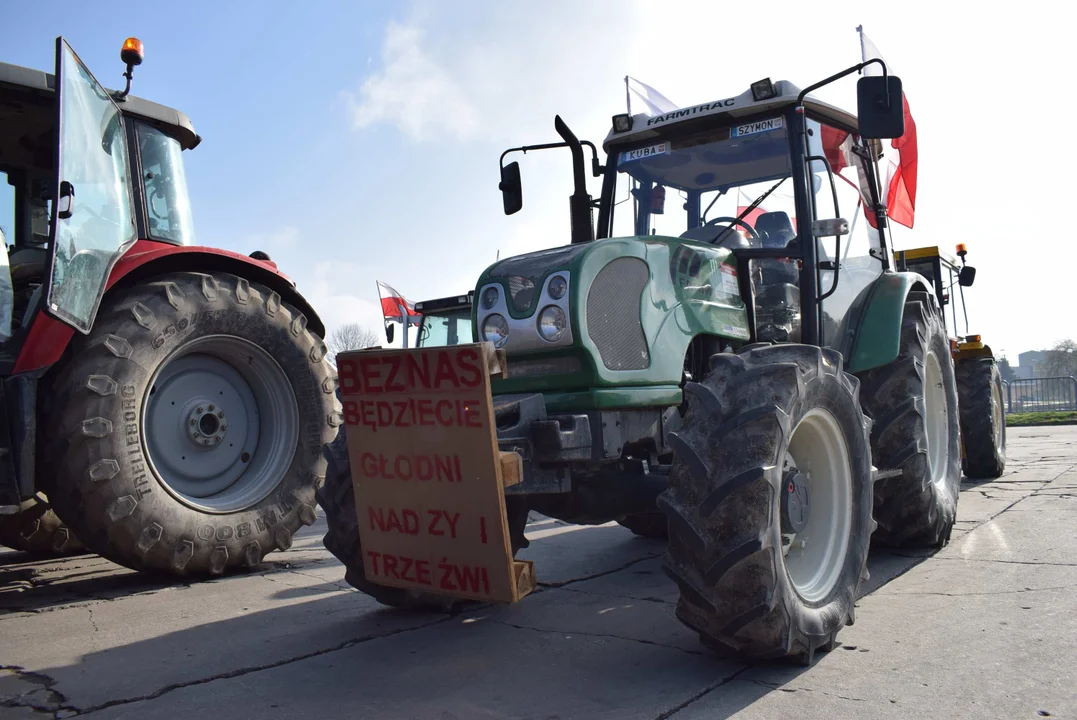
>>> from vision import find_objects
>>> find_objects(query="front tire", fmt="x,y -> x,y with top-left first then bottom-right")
856,291 -> 962,547
956,358 -> 1006,479
40,271 -> 338,577
659,344 -> 874,663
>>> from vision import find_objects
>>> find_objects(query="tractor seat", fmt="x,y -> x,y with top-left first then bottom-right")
754,212 -> 796,249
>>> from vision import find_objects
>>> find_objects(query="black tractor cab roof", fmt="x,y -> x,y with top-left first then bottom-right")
0,59 -> 200,176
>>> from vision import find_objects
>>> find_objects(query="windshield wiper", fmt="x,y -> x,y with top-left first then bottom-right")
735,177 -> 786,227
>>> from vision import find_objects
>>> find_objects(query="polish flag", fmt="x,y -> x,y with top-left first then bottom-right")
376,281 -> 418,320
858,26 -> 917,229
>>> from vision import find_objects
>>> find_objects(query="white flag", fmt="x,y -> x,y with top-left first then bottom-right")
625,76 -> 678,116
857,25 -> 893,76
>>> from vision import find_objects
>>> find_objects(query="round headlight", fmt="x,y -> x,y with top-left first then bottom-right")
538,305 -> 567,342
547,275 -> 567,300
481,286 -> 499,310
482,314 -> 510,347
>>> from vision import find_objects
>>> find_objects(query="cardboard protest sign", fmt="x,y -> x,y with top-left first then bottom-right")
336,342 -> 533,603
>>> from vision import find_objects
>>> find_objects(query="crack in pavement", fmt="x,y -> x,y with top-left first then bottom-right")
888,583 -> 1077,597
550,584 -> 674,605
487,618 -> 703,656
902,556 -> 1077,568
536,553 -> 664,589
63,615 -> 456,716
747,677 -> 866,703
654,666 -> 752,719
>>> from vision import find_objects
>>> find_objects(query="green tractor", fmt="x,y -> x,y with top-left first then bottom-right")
893,244 -> 1005,478
321,64 -> 962,662
414,291 -> 475,348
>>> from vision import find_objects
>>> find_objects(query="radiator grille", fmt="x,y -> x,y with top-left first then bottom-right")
586,258 -> 649,370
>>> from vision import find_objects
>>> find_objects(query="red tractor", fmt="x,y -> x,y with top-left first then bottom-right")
0,37 -> 338,576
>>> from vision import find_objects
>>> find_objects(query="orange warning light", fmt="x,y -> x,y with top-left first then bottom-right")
121,37 -> 144,66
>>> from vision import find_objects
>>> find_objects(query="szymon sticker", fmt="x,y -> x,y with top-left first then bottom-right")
618,142 -> 670,165
720,264 -> 740,296
731,117 -> 783,137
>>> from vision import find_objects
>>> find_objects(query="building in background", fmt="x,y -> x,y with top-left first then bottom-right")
1014,350 -> 1047,379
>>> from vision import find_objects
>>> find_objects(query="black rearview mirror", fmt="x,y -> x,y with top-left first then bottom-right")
385,322 -> 395,344
959,265 -> 976,287
856,75 -> 905,139
500,161 -> 523,215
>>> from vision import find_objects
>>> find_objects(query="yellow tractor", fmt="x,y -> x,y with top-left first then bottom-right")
893,244 -> 1005,478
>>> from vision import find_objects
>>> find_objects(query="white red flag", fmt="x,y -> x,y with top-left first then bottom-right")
858,25 -> 918,229
625,76 -> 678,116
376,280 -> 418,320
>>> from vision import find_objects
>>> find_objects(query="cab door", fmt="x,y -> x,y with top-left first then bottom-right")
46,38 -> 137,333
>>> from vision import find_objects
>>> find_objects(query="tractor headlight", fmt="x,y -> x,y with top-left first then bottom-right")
547,275 -> 567,300
482,313 -> 510,347
537,305 -> 567,342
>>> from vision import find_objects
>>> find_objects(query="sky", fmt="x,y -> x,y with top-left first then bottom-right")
0,0 -> 1071,364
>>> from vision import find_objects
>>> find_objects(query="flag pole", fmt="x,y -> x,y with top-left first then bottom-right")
624,76 -> 631,115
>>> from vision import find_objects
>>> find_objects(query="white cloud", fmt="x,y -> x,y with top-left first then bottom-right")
343,21 -> 479,142
304,260 -> 387,341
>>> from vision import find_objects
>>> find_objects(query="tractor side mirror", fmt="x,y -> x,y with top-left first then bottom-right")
856,75 -> 905,139
500,161 -> 523,215
385,323 -> 395,344
959,265 -> 976,287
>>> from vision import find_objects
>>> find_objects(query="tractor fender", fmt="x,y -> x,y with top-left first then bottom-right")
13,241 -> 326,374
842,270 -> 933,374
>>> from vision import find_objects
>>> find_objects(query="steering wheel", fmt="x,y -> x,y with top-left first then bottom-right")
697,216 -> 761,247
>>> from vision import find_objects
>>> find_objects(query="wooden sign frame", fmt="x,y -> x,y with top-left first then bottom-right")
336,342 -> 533,603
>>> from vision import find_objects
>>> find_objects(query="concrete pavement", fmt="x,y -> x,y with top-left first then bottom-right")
2,426 -> 1075,719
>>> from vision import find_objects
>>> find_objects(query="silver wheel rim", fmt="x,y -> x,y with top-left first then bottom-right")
924,351 -> 949,487
142,335 -> 299,513
992,380 -> 1004,450
783,408 -> 852,603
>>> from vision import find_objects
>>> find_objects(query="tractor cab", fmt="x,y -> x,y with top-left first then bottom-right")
0,37 -> 199,350
600,80 -> 890,351
414,291 -> 475,348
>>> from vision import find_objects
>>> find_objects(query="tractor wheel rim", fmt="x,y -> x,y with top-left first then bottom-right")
783,407 -> 852,603
924,351 -> 949,487
142,334 -> 299,513
992,380 -> 1005,451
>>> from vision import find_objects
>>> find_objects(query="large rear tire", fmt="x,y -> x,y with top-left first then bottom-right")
617,513 -> 668,539
0,497 -> 84,556
956,357 -> 1006,479
39,271 -> 338,577
318,411 -> 529,611
659,344 -> 874,663
856,290 -> 962,547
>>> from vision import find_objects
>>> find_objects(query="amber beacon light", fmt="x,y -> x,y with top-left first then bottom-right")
115,37 -> 145,100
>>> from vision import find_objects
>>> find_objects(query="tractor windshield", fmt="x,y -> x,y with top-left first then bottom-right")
417,308 -> 474,348
606,111 -> 886,348
611,116 -> 794,241
138,123 -> 196,246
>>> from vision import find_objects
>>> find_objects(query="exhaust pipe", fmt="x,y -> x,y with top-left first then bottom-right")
554,115 -> 594,245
